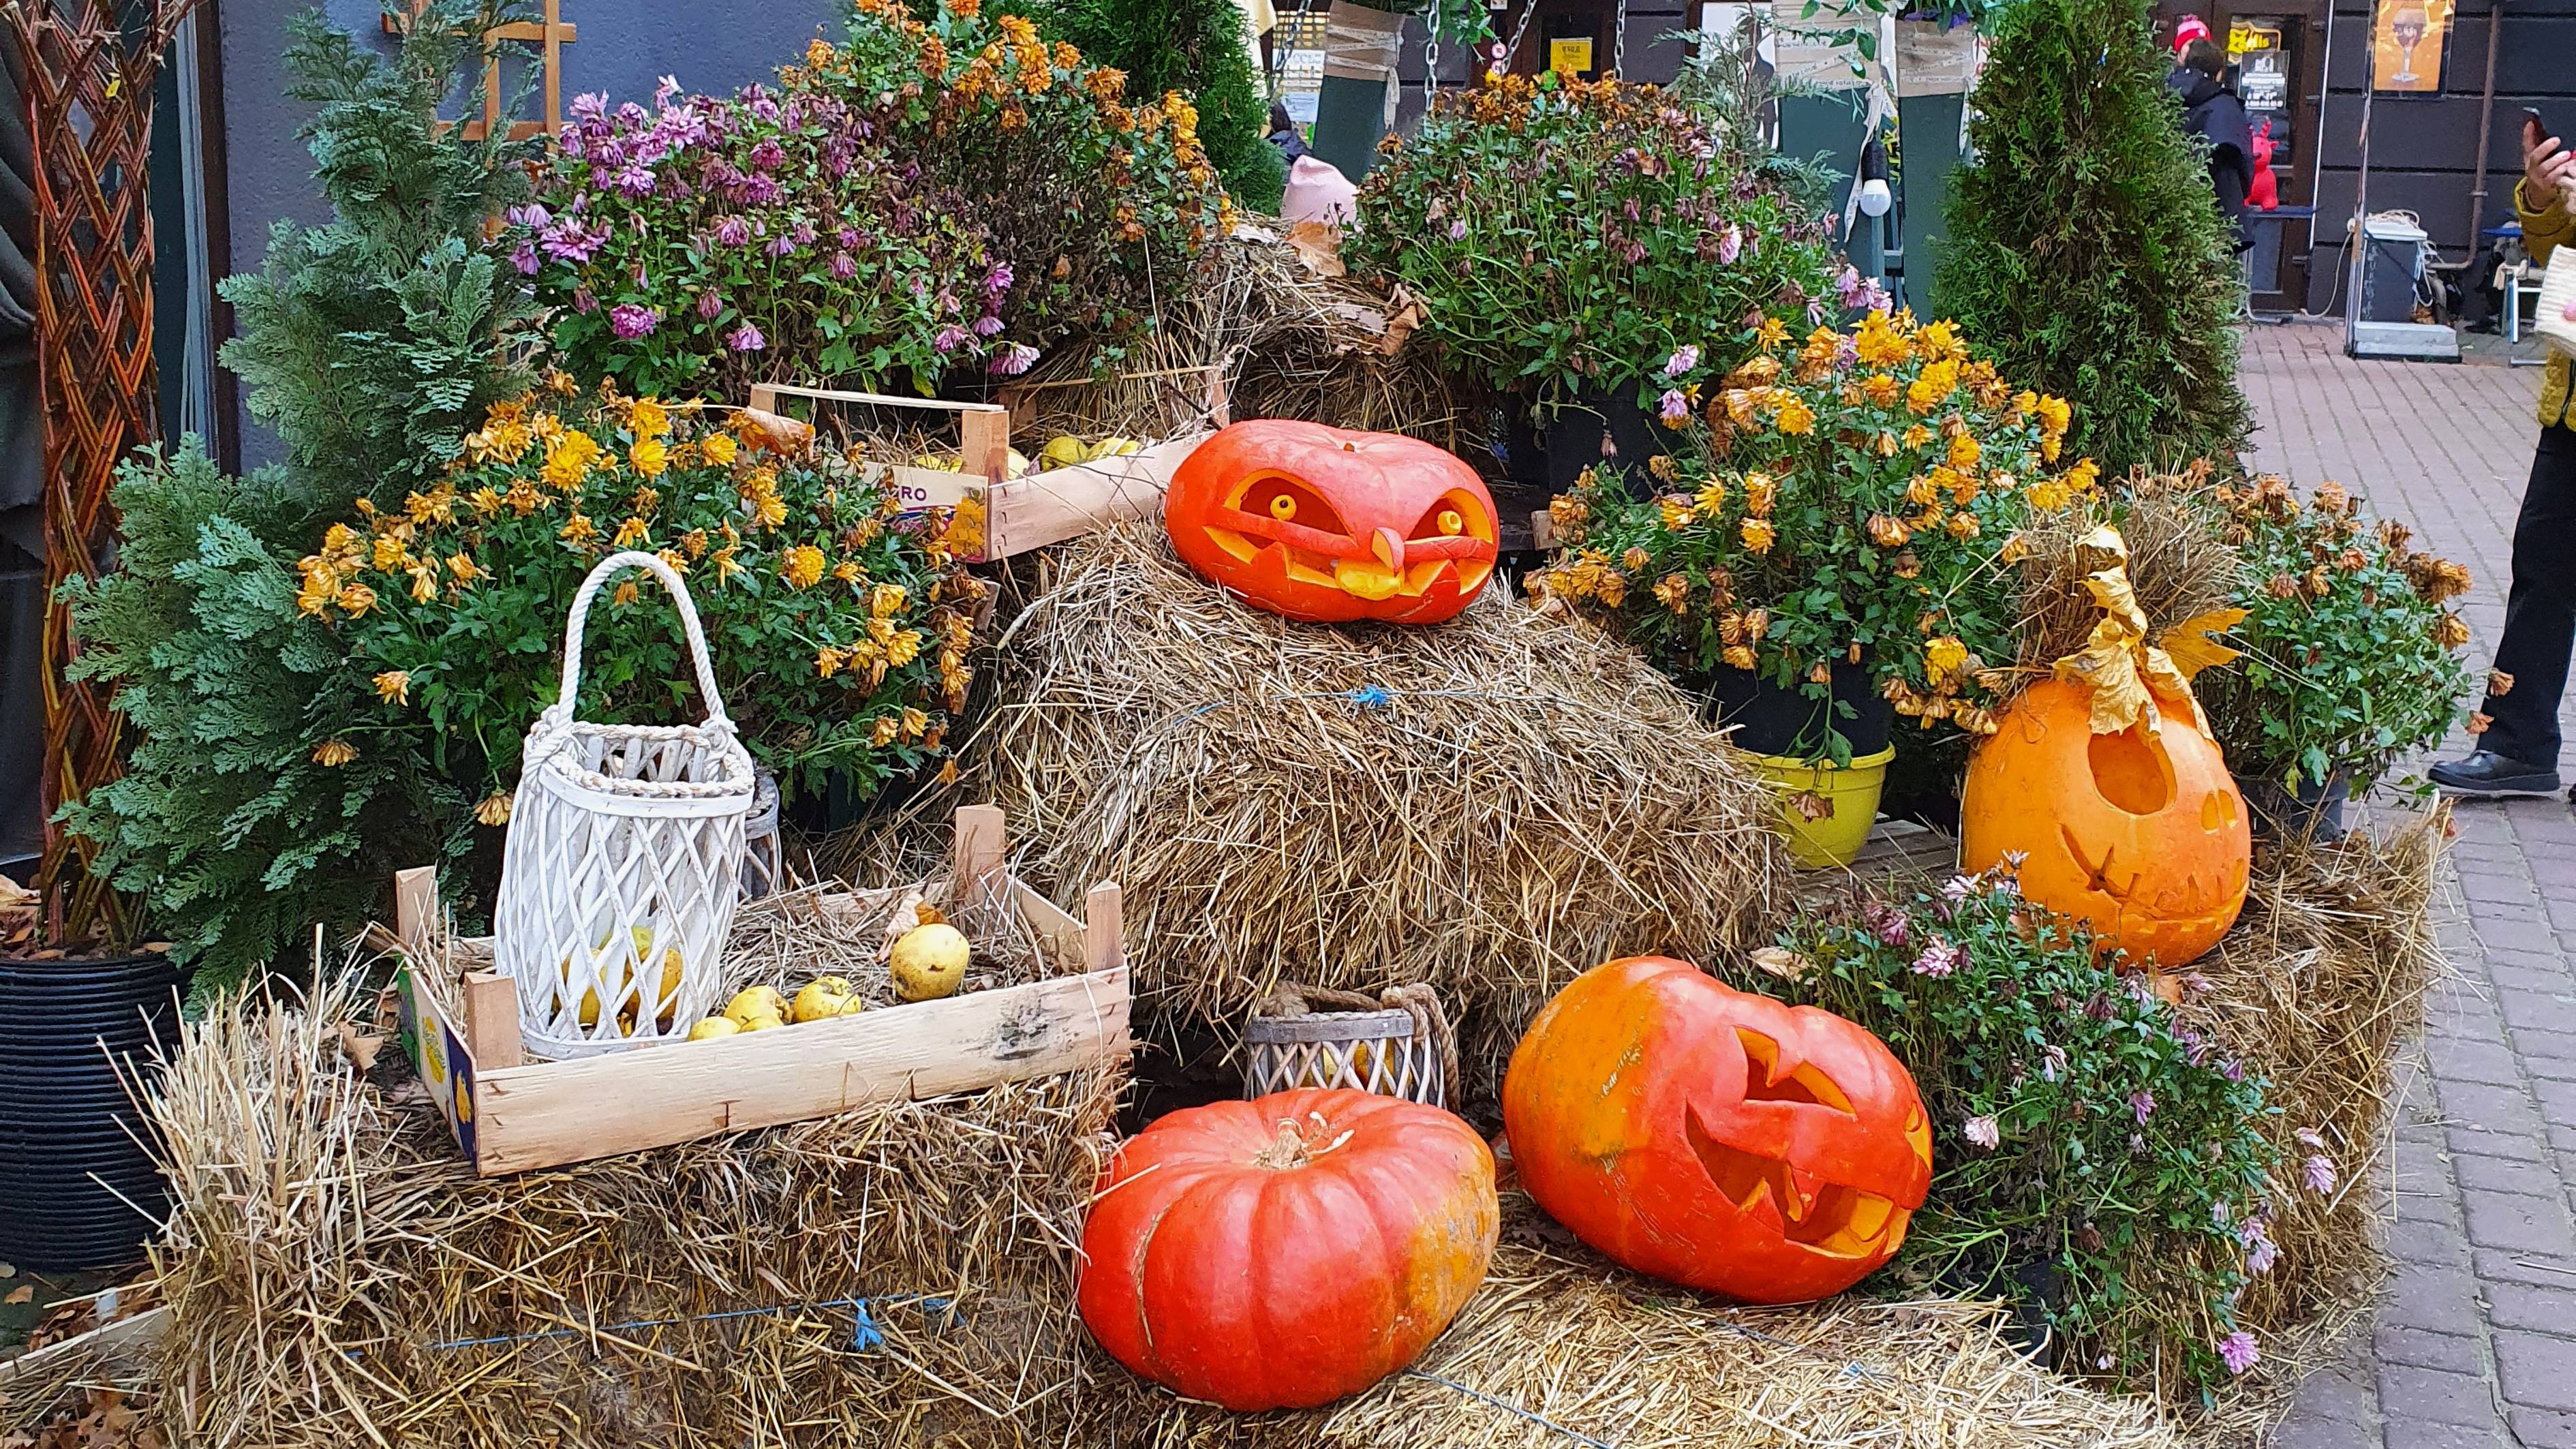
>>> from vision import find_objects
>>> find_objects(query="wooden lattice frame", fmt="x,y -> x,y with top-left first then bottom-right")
6,0 -> 203,945
384,0 -> 576,142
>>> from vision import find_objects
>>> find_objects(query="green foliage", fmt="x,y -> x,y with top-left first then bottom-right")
1666,20 -> 1845,217
1031,0 -> 1287,212
1531,313 -> 2091,759
1934,0 -> 2250,473
59,447 -> 450,996
2194,477 -> 2474,791
219,0 -> 542,502
1747,864 -> 2282,1390
1351,72 -> 1847,414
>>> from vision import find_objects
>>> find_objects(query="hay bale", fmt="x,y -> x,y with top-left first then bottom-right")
1097,1196 -> 2184,1449
147,976 -> 1118,1448
2014,466 -> 2239,680
946,527 -> 1792,1095
2177,804 -> 2448,1444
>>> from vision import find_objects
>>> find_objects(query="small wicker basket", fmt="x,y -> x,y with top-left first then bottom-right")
1242,983 -> 1458,1110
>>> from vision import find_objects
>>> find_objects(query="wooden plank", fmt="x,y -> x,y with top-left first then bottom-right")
461,972 -> 523,1071
0,1304 -> 168,1387
393,866 -> 439,958
1013,879 -> 1084,973
1084,882 -> 1123,973
466,966 -> 1132,1176
953,805 -> 1007,913
982,434 -> 1203,559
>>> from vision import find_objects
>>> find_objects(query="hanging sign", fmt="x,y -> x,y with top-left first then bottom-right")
2369,0 -> 2452,94
1548,36 -> 1593,75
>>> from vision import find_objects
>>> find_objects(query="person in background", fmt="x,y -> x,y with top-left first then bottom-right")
2430,114 -> 2576,796
1268,100 -> 1310,164
2168,37 -> 2256,252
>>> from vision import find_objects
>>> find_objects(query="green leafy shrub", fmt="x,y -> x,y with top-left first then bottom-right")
2194,475 -> 2474,792
823,0 -> 1232,367
1747,862 -> 2285,1390
60,448 -> 451,996
296,388 -> 983,810
521,78 -> 1004,401
219,0 -> 542,502
1529,311 -> 2096,757
1935,0 -> 2250,473
1028,0 -> 1285,212
1350,70 -> 1851,415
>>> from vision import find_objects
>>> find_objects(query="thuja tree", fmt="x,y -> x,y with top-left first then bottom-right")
1934,0 -> 2250,472
221,0 -> 541,504
64,1 -> 532,992
1032,0 -> 1287,212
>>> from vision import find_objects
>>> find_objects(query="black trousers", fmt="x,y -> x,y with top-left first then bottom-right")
2481,425 -> 2576,767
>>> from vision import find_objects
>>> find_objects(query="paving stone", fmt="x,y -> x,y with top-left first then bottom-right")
2497,1332 -> 2576,1411
2379,1363 -> 2503,1427
2481,1281 -> 2576,1334
2449,1153 -> 2566,1200
2511,1405 -> 2576,1449
2377,1325 -> 2489,1374
2462,1191 -> 2576,1256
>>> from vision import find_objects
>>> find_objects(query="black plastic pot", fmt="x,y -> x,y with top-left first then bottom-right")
1708,661 -> 1895,760
1542,389 -> 1680,494
2237,769 -> 2351,842
0,950 -> 183,1270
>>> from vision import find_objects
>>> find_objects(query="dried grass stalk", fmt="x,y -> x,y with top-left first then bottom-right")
893,525 -> 1791,1098
146,980 -> 1119,1448
2016,466 -> 2241,679
1101,1198 -> 2185,1449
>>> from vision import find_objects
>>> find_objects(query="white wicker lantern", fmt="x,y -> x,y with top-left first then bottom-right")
493,551 -> 756,1059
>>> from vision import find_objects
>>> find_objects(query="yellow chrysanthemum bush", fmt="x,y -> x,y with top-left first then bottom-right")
1531,311 -> 2098,755
298,379 -> 983,818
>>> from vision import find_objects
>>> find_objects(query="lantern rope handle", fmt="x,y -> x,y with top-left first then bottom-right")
1264,981 -> 1460,1112
547,549 -> 737,738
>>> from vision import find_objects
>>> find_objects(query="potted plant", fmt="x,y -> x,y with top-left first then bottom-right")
1530,309 -> 2098,866
1349,70 -> 1858,491
2192,476 -> 2474,838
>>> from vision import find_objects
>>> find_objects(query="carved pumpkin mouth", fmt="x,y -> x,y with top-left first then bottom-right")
1681,1026 -> 1935,1262
1199,471 -> 1497,604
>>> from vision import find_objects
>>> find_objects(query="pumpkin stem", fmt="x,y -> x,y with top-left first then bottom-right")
1249,1115 -> 1355,1170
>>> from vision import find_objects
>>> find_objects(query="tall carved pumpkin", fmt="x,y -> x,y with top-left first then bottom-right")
1503,958 -> 1932,1305
1959,677 -> 2249,966
1079,1088 -> 1499,1411
1163,420 -> 1499,624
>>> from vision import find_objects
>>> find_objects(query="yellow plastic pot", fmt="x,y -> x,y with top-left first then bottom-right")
1747,746 -> 1896,870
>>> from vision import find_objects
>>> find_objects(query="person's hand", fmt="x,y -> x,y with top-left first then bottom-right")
2528,117 -> 2576,209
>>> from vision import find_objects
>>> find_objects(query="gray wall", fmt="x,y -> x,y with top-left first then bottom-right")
216,0 -> 844,466
2302,0 -> 2576,313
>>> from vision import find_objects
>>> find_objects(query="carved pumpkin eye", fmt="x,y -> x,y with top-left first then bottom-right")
1241,474 -> 1349,538
1270,494 -> 1298,523
1437,510 -> 1462,536
1409,489 -> 1492,545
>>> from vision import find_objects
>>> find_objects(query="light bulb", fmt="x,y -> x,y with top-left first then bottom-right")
1858,177 -> 1892,218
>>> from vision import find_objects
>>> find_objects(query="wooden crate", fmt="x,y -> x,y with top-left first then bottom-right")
394,806 -> 1131,1177
745,381 -> 1210,563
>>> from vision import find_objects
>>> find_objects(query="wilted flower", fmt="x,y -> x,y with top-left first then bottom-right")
311,739 -> 359,767
2302,1154 -> 2337,1194
2216,1330 -> 2259,1375
474,791 -> 514,827
1963,1114 -> 2000,1150
2129,1089 -> 2156,1124
726,322 -> 767,352
1911,936 -> 1965,977
609,303 -> 662,339
990,343 -> 1041,376
373,670 -> 412,706
1663,344 -> 1700,378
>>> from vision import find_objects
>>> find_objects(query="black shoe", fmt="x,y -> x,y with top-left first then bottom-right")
2429,750 -> 2562,797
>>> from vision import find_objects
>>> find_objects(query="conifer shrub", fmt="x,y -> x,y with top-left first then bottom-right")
1031,0 -> 1286,213
1934,0 -> 2250,473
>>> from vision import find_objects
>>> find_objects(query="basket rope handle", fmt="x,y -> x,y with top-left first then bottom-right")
548,549 -> 736,735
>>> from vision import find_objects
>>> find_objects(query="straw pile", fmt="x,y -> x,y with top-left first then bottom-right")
1099,1195 -> 2185,1449
1000,233 -> 1484,459
922,525 -> 1792,1099
2177,804 -> 2450,1443
2013,465 -> 2239,680
146,970 -> 1119,1448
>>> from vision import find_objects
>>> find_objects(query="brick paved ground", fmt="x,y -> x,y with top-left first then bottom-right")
2244,322 -> 2576,1449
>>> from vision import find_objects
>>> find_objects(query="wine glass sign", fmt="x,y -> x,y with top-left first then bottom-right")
2370,0 -> 2451,93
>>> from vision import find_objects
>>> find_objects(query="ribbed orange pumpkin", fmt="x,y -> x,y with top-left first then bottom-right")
1078,1088 -> 1499,1410
1959,677 -> 2250,966
1503,958 -> 1932,1305
1163,420 -> 1498,623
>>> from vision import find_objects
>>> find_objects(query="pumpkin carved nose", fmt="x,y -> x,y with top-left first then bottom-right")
1371,526 -> 1406,573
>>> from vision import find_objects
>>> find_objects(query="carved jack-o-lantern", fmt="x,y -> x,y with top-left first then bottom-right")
1959,677 -> 2250,967
1503,957 -> 1933,1305
1164,420 -> 1499,624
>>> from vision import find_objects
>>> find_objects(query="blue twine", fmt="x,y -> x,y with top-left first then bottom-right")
419,1295 -> 954,1356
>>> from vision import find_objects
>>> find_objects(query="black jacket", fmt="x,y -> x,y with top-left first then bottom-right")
2170,66 -> 2256,251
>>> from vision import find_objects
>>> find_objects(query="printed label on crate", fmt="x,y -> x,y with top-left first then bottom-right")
404,971 -> 480,1167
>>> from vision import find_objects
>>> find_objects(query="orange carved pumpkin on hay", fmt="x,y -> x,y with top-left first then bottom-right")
1959,528 -> 2252,966
1163,420 -> 1498,624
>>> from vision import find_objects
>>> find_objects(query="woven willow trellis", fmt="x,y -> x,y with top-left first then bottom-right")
6,0 -> 202,944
